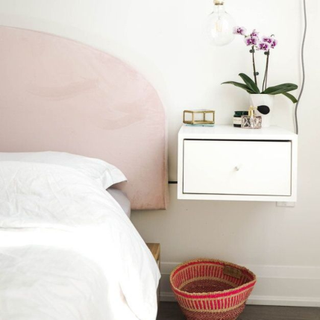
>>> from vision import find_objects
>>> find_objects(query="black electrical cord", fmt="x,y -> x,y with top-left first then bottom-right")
295,0 -> 307,134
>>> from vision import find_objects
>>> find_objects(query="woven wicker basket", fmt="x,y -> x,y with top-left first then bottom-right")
170,259 -> 256,320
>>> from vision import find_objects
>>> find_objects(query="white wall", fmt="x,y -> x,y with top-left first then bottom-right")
1,0 -> 320,306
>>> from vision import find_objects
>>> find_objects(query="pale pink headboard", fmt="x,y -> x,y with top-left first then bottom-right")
0,26 -> 167,210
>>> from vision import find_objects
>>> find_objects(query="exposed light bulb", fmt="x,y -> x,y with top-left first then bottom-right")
205,0 -> 235,46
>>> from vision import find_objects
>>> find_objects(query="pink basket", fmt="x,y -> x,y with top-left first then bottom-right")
170,259 -> 256,320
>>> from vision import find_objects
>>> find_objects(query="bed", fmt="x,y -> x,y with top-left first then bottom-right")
0,26 -> 167,320
108,188 -> 131,218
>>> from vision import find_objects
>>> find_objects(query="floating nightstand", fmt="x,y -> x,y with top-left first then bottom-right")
177,125 -> 298,202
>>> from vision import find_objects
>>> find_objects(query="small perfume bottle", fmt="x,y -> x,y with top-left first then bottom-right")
241,106 -> 262,129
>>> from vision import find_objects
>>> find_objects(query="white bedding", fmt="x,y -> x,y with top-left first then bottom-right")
0,161 -> 160,320
108,188 -> 131,218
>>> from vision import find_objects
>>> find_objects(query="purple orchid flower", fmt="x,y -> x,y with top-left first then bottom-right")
244,36 -> 259,46
271,38 -> 278,49
261,36 -> 273,44
250,29 -> 259,38
257,42 -> 271,51
233,26 -> 247,35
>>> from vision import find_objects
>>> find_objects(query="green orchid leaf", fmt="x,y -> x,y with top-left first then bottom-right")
221,81 -> 255,94
238,73 -> 260,94
282,92 -> 298,103
263,83 -> 298,95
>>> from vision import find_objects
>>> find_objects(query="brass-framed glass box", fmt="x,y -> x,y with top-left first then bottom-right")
183,109 -> 215,125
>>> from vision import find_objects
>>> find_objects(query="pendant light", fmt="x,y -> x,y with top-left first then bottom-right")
205,0 -> 235,46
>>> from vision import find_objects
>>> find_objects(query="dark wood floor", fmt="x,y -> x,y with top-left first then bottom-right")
157,302 -> 320,320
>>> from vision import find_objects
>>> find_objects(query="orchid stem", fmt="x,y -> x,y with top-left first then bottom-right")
251,46 -> 258,85
262,51 -> 270,91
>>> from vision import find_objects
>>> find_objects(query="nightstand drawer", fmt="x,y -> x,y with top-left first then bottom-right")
183,140 -> 292,196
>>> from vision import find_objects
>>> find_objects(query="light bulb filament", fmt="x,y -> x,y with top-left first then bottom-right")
215,18 -> 223,33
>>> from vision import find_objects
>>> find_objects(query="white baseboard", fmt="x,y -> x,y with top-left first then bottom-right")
159,262 -> 320,307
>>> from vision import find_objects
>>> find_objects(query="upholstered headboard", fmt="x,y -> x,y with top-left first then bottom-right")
0,26 -> 167,210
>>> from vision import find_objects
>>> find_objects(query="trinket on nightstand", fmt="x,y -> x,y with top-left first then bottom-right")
233,111 -> 248,127
241,106 -> 262,129
183,109 -> 215,126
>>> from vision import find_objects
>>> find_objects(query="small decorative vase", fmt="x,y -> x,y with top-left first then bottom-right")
249,94 -> 274,128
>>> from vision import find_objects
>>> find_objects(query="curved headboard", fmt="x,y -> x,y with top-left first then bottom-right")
0,26 -> 167,210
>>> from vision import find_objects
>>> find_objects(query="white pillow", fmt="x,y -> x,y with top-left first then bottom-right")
0,152 -> 127,189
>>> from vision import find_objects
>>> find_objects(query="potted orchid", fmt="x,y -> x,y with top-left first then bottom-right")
222,27 -> 298,127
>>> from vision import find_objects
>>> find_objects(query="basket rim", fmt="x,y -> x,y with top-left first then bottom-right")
170,258 -> 257,299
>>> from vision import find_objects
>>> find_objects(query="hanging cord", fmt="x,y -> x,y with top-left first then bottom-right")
294,0 -> 307,134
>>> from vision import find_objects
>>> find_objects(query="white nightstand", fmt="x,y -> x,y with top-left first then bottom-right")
178,125 -> 298,202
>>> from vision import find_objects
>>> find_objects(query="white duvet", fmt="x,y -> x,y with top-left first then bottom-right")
0,161 -> 160,320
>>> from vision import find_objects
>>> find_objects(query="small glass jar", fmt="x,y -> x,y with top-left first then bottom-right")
233,111 -> 248,127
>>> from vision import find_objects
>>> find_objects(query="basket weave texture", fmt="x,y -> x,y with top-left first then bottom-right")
170,259 -> 256,320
